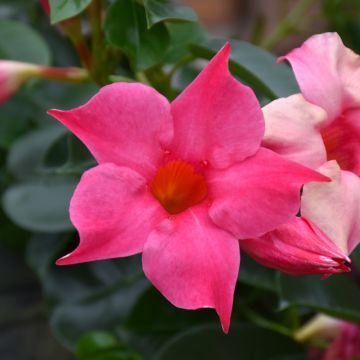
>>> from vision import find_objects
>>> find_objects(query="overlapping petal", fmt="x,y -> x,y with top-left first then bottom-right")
208,147 -> 329,239
278,32 -> 360,122
262,94 -> 327,169
241,217 -> 350,276
57,163 -> 166,265
302,161 -> 360,255
170,43 -> 264,169
321,108 -> 360,175
48,83 -> 173,179
142,205 -> 240,333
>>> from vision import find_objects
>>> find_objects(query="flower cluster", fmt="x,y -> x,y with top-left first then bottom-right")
48,33 -> 360,332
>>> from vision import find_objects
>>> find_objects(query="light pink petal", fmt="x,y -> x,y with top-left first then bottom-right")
321,108 -> 360,176
142,205 -> 240,333
48,83 -> 173,179
302,161 -> 360,255
170,43 -> 264,169
57,163 -> 166,265
279,33 -> 360,122
262,94 -> 327,169
208,147 -> 329,239
241,217 -> 350,276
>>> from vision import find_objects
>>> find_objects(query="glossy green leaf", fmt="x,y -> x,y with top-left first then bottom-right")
76,331 -> 142,360
142,0 -> 197,28
238,253 -> 279,292
7,125 -> 67,179
155,324 -> 307,360
164,22 -> 207,63
191,39 -> 299,99
49,0 -> 92,24
27,234 -> 149,350
105,0 -> 170,70
0,19 -> 51,64
2,178 -> 76,232
279,274 -> 360,323
125,287 -> 215,333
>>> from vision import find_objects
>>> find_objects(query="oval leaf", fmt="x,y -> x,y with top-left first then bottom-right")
2,179 -> 76,232
0,19 -> 51,64
49,0 -> 93,24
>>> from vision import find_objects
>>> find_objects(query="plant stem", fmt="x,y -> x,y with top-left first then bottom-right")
260,0 -> 314,50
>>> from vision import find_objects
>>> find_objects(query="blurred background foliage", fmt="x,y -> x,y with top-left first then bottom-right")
0,0 -> 360,359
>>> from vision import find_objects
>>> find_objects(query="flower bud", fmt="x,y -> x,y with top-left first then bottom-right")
241,217 -> 350,276
0,60 -> 40,105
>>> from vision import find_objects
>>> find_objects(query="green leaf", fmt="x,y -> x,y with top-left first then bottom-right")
142,0 -> 197,28
191,39 -> 299,100
0,19 -> 51,64
125,287 -> 216,333
105,0 -> 170,71
49,0 -> 93,24
164,22 -> 207,64
279,274 -> 360,323
2,178 -> 76,232
26,234 -> 149,350
154,324 -> 307,360
76,331 -> 142,360
237,253 -> 279,292
7,125 -> 67,180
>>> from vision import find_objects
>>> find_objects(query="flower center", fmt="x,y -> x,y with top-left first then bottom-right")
150,160 -> 208,214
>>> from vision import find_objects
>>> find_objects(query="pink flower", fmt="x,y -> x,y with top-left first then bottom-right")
48,44 -> 326,332
323,322 -> 360,360
0,60 -> 40,105
252,33 -> 360,275
276,33 -> 360,175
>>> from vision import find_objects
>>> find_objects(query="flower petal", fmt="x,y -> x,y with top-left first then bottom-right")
321,108 -> 360,175
57,163 -> 166,265
241,217 -> 350,276
170,43 -> 264,169
48,83 -> 173,179
208,147 -> 329,239
302,161 -> 360,255
262,94 -> 327,169
278,32 -> 360,122
142,205 -> 240,333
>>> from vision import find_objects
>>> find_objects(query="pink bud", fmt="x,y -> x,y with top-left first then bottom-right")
241,217 -> 350,276
0,60 -> 40,105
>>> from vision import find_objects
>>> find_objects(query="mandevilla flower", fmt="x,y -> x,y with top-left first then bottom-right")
48,44 -> 327,332
250,33 -> 360,275
277,32 -> 360,175
0,60 -> 40,105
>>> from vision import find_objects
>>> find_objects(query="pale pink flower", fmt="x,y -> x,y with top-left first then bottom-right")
275,32 -> 360,175
0,60 -> 40,105
48,44 -> 326,332
250,33 -> 360,274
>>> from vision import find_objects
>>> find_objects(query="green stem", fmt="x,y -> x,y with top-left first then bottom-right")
260,0 -> 315,50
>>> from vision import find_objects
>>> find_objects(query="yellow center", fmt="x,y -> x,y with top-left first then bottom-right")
150,160 -> 208,214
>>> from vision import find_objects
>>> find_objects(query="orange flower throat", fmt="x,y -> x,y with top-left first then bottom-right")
150,160 -> 208,214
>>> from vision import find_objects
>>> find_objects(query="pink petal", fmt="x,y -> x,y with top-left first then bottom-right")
278,33 -> 360,122
57,163 -> 166,265
170,43 -> 264,169
208,147 -> 329,239
302,161 -> 360,255
142,205 -> 240,333
48,83 -> 173,179
321,108 -> 360,176
241,217 -> 350,276
262,94 -> 327,169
